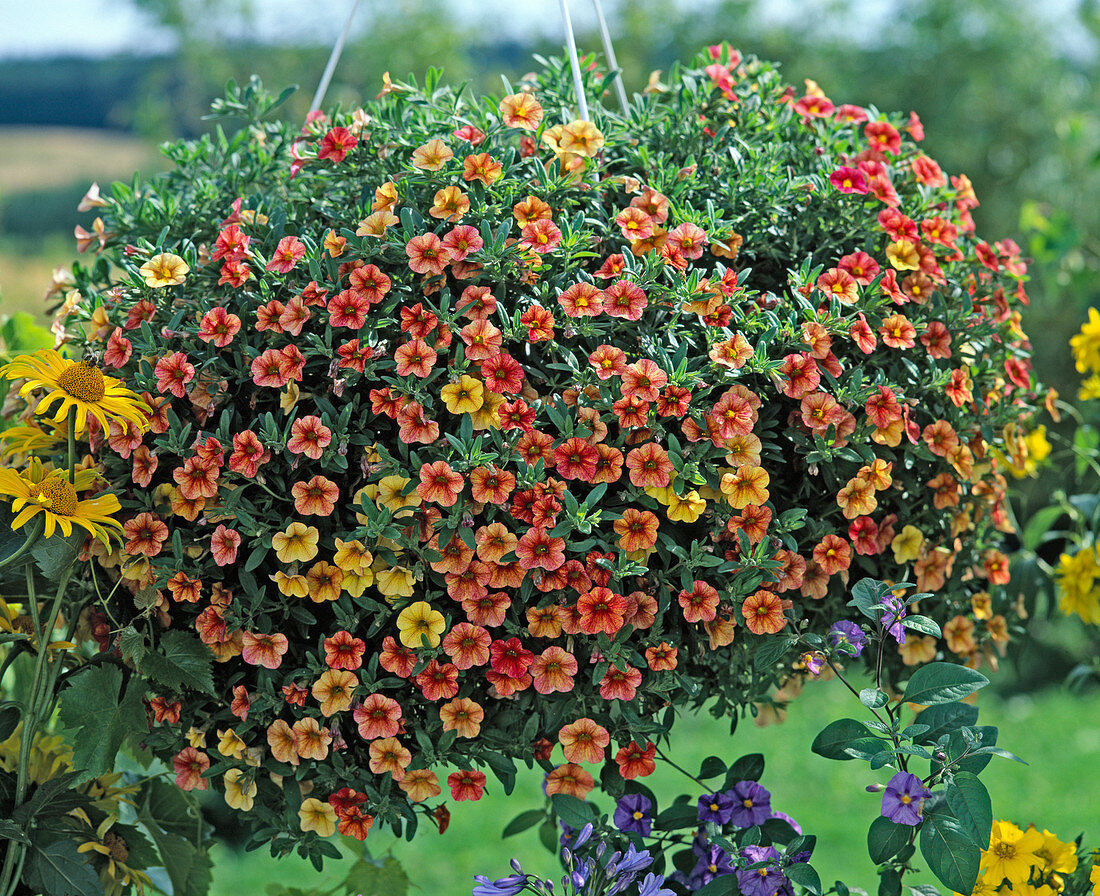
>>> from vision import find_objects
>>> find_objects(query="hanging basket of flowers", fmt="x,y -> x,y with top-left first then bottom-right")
34,42 -> 1041,861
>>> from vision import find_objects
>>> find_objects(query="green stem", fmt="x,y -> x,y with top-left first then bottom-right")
0,516 -> 44,573
67,406 -> 77,484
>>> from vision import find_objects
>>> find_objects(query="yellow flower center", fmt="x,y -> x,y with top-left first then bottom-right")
28,476 -> 79,516
57,360 -> 106,402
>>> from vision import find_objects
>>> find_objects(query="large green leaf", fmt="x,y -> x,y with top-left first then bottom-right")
911,703 -> 980,746
946,773 -> 992,849
23,839 -> 104,896
31,529 -> 85,580
785,862 -> 823,895
137,780 -> 212,896
341,857 -> 409,896
551,793 -> 597,828
903,663 -> 988,706
57,667 -> 145,781
920,811 -> 981,894
867,815 -> 911,864
140,630 -> 215,694
810,719 -> 884,760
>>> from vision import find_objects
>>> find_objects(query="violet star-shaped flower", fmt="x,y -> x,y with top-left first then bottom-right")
880,771 -> 931,825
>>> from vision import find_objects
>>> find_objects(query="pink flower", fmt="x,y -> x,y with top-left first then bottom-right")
318,127 -> 358,163
154,352 -> 195,397
266,235 -> 306,273
211,524 -> 242,566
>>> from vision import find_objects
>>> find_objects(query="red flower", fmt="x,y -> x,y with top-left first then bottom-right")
829,166 -> 868,194
318,126 -> 358,163
812,534 -> 851,575
625,442 -> 673,489
678,580 -> 719,623
553,437 -> 599,481
519,304 -> 555,342
154,352 -> 195,398
266,235 -> 306,273
620,359 -> 667,402
210,524 -> 241,566
394,337 -> 437,378
599,664 -> 642,701
865,120 -> 902,154
519,218 -> 562,254
405,233 -> 450,276
103,328 -> 133,368
417,460 -> 464,506
481,352 -> 524,394
558,282 -> 603,317
602,280 -> 648,320
489,637 -> 535,678
447,769 -> 487,802
742,590 -> 788,635
615,742 -> 657,779
197,307 -> 242,347
576,587 -> 627,635
287,415 -> 332,460
415,659 -> 460,701
324,630 -> 367,670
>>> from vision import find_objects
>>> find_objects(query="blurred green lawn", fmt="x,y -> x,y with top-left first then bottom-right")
210,679 -> 1100,895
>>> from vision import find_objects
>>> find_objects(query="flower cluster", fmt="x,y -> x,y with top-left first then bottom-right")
966,820 -> 1099,896
41,44 -> 1040,853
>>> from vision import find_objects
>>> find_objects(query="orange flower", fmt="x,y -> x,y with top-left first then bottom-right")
530,645 -> 577,694
416,460 -> 464,506
240,631 -> 288,669
399,769 -> 441,803
447,769 -> 487,801
615,741 -> 657,779
410,138 -> 453,170
439,697 -> 484,738
645,641 -> 678,671
462,152 -> 503,186
441,622 -> 491,669
558,718 -> 609,763
813,534 -> 851,575
305,561 -> 343,602
558,120 -> 605,158
613,508 -> 659,552
267,719 -> 299,766
368,736 -> 412,781
312,668 -> 358,716
742,590 -> 788,635
293,717 -> 332,761
292,475 -> 339,515
544,763 -> 594,799
836,476 -> 877,519
678,580 -> 719,623
429,185 -> 470,222
499,93 -> 544,130
721,465 -> 770,509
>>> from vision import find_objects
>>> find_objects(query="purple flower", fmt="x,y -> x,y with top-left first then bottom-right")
880,597 -> 908,644
472,873 -> 527,896
727,780 -> 772,828
614,793 -> 653,836
828,620 -> 866,657
637,872 -> 676,896
688,844 -> 735,889
737,846 -> 787,896
769,810 -> 802,834
697,791 -> 736,825
880,771 -> 931,825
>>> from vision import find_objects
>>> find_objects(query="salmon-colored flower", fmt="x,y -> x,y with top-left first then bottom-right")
405,233 -> 450,276
679,580 -> 719,623
441,622 -> 491,669
515,527 -> 566,571
173,747 -> 210,790
411,138 -> 454,170
354,694 -> 402,739
599,664 -> 642,701
559,718 -> 610,763
500,93 -> 543,130
368,736 -> 412,781
615,742 -> 657,779
625,442 -> 673,489
293,717 -> 332,761
813,534 -> 851,575
447,769 -> 487,801
266,235 -> 306,273
312,668 -> 358,716
292,475 -> 338,515
287,415 -> 332,460
440,697 -> 484,738
545,763 -> 594,799
645,641 -> 678,671
241,631 -> 288,669
742,590 -> 788,635
399,769 -> 441,803
416,460 -> 463,506
266,720 -> 299,766
613,508 -> 659,552
210,524 -> 241,566
530,645 -> 577,694
415,658 -> 460,701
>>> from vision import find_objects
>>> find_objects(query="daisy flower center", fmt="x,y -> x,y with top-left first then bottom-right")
28,476 -> 79,516
57,361 -> 106,402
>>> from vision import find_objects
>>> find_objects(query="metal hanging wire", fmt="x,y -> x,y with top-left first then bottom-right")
557,0 -> 590,121
310,0 -> 364,113
590,0 -> 629,116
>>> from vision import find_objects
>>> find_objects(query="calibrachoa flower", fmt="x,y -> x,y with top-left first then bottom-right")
53,44 -> 1039,854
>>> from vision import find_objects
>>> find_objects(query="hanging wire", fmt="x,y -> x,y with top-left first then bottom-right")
590,0 -> 629,116
310,0 -> 364,113
557,0 -> 590,121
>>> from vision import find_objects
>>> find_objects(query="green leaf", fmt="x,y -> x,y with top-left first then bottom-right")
57,665 -> 145,781
654,802 -> 699,831
860,688 -> 889,709
14,773 -> 92,827
116,626 -> 148,665
867,815 -> 911,863
1074,425 -> 1099,478
903,663 -> 988,706
0,702 -> 19,742
785,862 -> 823,895
137,780 -> 212,896
0,818 -> 31,844
694,876 -> 738,896
1021,504 -> 1066,551
31,529 -> 85,579
752,636 -> 794,669
724,753 -> 765,786
810,719 -> 883,760
502,809 -> 545,838
920,811 -> 981,894
698,755 -> 727,780
341,857 -> 409,896
911,703 -> 980,745
24,839 -> 104,896
551,793 -> 597,829
141,630 -> 215,694
901,615 -> 942,638
946,772 -> 992,849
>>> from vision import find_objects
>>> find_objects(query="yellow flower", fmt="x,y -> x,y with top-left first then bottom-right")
1055,546 -> 1100,625
1089,862 -> 1099,895
891,525 -> 925,564
217,728 -> 247,760
341,569 -> 374,597
1070,307 -> 1100,374
1080,374 -> 1100,402
312,668 -> 358,716
333,538 -> 373,574
666,488 -> 706,523
0,349 -> 149,436
374,564 -> 416,600
376,475 -> 420,516
223,768 -> 257,811
298,797 -> 337,837
0,457 -> 122,543
953,869 -> 998,896
980,819 -> 1044,886
885,239 -> 920,271
271,571 -> 309,598
440,374 -> 485,415
1032,827 -> 1078,874
471,391 -> 505,431
271,522 -> 320,563
396,601 -> 446,648
138,252 -> 189,287
558,120 -> 605,158
186,727 -> 207,749
0,423 -> 63,459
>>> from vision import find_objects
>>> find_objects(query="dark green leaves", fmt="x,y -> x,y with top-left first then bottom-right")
920,811 -> 981,894
945,772 -> 992,849
903,663 -> 989,706
137,780 -> 212,896
811,719 -> 884,760
550,793 -> 597,829
867,816 -> 911,864
140,630 -> 215,694
23,839 -> 104,896
57,665 -> 145,781
502,809 -> 545,838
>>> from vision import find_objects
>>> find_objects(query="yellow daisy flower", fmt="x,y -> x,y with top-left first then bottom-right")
0,349 -> 148,436
138,252 -> 189,287
396,600 -> 446,648
0,457 -> 121,543
0,423 -> 63,459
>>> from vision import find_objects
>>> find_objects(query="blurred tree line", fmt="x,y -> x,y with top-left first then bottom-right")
2,0 -> 1098,489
